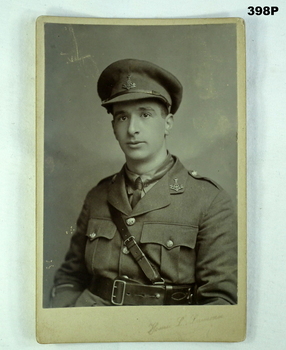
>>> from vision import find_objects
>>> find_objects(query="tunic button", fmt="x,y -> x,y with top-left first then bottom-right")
90,232 -> 96,239
191,170 -> 198,176
122,246 -> 129,255
155,293 -> 161,299
126,218 -> 136,226
166,240 -> 174,248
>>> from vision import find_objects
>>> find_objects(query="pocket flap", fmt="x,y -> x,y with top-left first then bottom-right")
140,223 -> 198,249
86,218 -> 117,241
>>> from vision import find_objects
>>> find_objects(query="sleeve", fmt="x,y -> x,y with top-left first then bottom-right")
195,189 -> 237,305
50,197 -> 92,308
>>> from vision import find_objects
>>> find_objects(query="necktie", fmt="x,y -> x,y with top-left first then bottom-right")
131,176 -> 144,208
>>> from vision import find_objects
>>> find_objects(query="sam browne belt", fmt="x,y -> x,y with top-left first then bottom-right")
89,276 -> 195,306
105,204 -> 195,305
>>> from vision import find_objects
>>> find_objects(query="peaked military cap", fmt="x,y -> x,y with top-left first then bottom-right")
97,59 -> 183,114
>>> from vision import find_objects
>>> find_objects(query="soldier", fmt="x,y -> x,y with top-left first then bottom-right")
51,59 -> 237,307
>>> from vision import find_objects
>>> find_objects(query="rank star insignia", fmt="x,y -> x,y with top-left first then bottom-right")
122,75 -> 136,90
170,178 -> 183,192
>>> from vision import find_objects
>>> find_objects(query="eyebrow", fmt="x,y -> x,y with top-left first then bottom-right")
113,106 -> 156,117
137,107 -> 156,112
113,110 -> 125,118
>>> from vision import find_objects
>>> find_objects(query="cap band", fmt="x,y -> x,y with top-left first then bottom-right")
102,89 -> 171,107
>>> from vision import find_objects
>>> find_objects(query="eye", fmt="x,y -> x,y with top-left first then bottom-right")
116,115 -> 127,122
141,112 -> 152,118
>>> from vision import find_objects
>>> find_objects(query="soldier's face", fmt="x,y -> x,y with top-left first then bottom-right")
112,99 -> 173,164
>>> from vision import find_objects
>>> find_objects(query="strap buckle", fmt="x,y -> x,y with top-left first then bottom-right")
123,235 -> 135,246
153,277 -> 165,285
111,279 -> 126,305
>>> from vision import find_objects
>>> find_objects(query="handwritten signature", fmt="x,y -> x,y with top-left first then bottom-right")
60,26 -> 97,69
147,315 -> 223,335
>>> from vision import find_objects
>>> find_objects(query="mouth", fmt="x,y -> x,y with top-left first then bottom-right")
126,141 -> 146,148
127,141 -> 144,144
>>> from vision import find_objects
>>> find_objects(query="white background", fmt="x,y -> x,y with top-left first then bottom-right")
1,0 -> 285,349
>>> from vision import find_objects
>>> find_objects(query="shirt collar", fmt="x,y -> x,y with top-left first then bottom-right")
124,152 -> 175,191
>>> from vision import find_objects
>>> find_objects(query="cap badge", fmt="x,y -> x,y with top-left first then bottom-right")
122,75 -> 136,90
170,178 -> 183,192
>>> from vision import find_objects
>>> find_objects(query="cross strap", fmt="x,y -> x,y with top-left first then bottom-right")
109,204 -> 163,284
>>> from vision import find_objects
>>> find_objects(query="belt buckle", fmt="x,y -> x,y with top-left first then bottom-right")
111,279 -> 126,305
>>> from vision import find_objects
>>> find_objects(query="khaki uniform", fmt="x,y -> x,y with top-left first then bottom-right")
52,156 -> 237,307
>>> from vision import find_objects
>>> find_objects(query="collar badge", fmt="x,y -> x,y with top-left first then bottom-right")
122,75 -> 136,90
170,178 -> 183,192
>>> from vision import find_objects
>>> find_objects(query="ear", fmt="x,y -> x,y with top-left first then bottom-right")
164,114 -> 174,136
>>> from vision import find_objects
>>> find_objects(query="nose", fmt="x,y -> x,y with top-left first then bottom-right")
127,115 -> 140,135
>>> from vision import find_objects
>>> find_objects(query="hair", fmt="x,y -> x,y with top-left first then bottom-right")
156,100 -> 169,117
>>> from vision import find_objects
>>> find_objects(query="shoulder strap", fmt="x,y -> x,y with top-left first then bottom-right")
109,204 -> 163,284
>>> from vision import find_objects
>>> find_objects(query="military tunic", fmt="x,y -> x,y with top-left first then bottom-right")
52,156 -> 237,307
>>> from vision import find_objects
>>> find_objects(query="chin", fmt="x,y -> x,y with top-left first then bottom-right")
127,154 -> 149,162
124,150 -> 149,162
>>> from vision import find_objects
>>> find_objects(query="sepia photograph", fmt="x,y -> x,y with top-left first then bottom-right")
36,16 -> 246,343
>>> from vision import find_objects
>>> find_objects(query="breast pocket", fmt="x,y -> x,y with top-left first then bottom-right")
140,223 -> 198,284
85,218 -> 117,274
